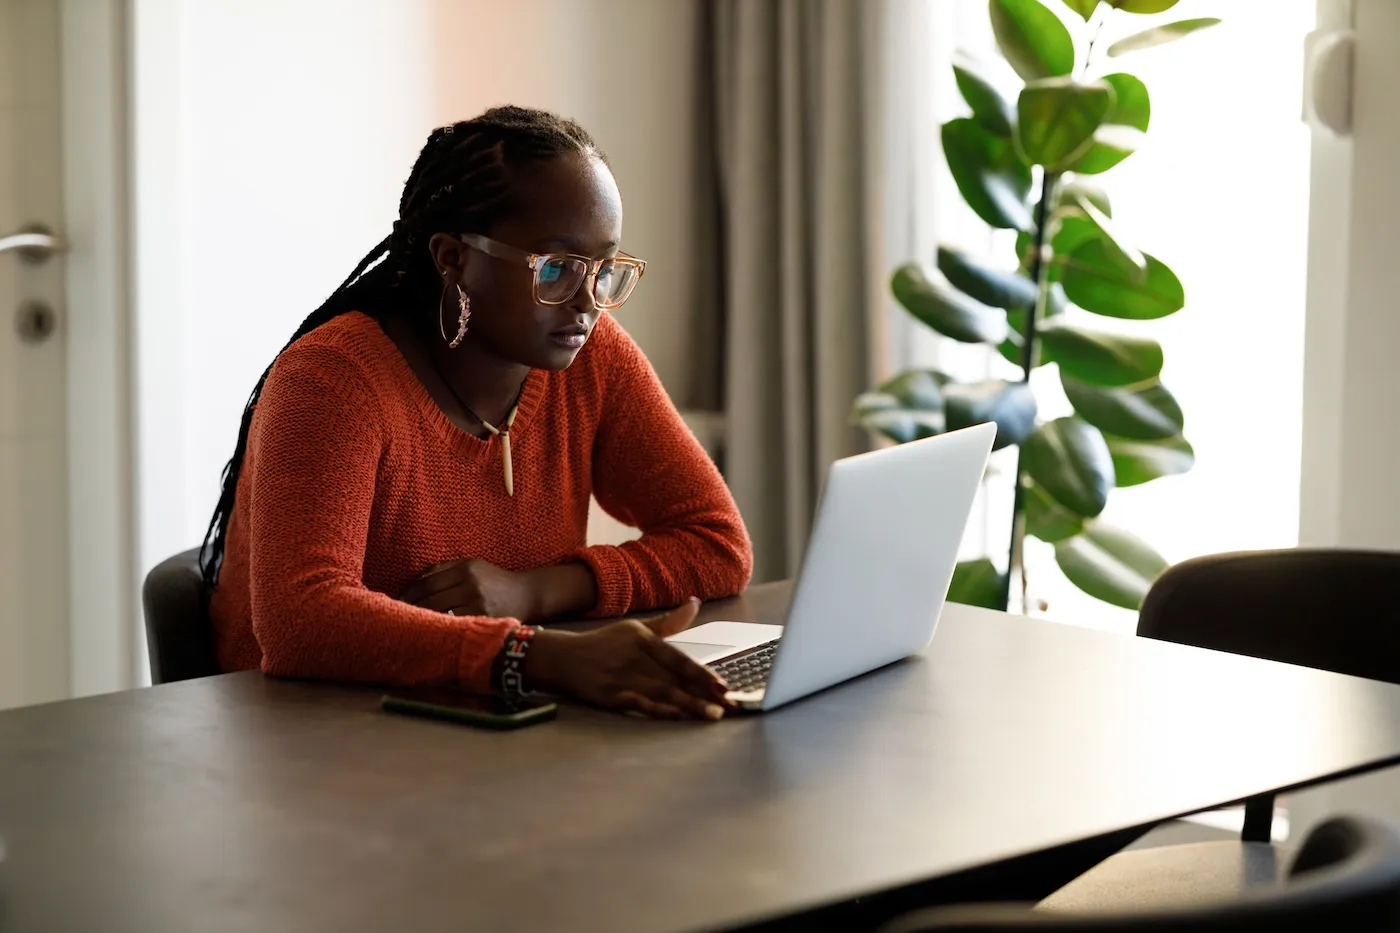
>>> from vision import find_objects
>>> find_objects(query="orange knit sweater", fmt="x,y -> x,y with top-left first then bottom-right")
209,311 -> 752,692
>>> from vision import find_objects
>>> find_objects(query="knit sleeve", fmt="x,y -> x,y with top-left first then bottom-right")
244,342 -> 515,690
575,317 -> 753,616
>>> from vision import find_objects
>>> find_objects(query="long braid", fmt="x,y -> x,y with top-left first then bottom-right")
199,106 -> 604,592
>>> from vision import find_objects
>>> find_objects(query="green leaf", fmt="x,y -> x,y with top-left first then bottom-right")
1016,79 -> 1112,171
1061,0 -> 1100,21
1052,215 -> 1101,263
947,558 -> 1007,610
1054,521 -> 1169,609
1058,179 -> 1112,217
942,118 -> 1034,231
1107,434 -> 1195,486
1061,240 -> 1184,319
1107,0 -> 1180,14
944,380 -> 1038,450
1064,130 -> 1139,175
1063,74 -> 1148,175
855,409 -> 946,444
1068,196 -> 1146,280
1025,479 -> 1084,542
999,337 -> 1025,368
999,333 -> 1033,369
990,0 -> 1076,81
879,368 -> 950,409
939,246 -> 1038,310
1108,18 -> 1221,57
892,262 -> 1010,344
954,59 -> 1016,137
1039,322 -> 1163,386
852,391 -> 900,423
1101,73 -> 1151,131
1023,417 -> 1114,518
1062,375 -> 1183,440
851,391 -> 945,444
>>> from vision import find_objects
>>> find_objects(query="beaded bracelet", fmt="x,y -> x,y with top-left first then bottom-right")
496,624 -> 540,698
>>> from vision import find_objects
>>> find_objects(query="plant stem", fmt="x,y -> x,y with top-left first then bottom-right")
1001,170 -> 1060,614
1084,6 -> 1108,74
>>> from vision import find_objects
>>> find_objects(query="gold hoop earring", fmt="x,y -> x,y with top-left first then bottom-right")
438,280 -> 470,348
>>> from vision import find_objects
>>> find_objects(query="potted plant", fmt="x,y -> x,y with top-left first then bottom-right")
852,0 -> 1219,612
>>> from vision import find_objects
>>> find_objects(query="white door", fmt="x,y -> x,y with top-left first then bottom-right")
0,1 -> 68,709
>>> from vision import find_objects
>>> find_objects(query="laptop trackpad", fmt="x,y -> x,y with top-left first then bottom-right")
666,621 -> 784,665
669,641 -> 737,663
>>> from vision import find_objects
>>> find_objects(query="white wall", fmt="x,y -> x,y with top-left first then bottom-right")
131,0 -> 709,644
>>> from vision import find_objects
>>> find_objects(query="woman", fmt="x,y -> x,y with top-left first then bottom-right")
204,106 -> 753,721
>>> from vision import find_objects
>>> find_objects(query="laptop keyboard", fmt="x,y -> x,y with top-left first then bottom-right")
711,639 -> 781,693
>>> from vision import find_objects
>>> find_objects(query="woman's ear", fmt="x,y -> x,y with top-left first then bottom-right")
427,233 -> 470,284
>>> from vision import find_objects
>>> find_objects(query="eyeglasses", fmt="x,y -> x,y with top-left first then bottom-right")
459,232 -> 646,311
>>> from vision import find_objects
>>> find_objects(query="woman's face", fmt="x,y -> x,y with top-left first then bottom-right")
433,151 -> 624,371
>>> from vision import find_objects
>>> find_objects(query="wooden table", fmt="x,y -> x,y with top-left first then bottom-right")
4,583 -> 1400,933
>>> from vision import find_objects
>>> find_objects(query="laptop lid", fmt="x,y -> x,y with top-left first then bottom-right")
758,422 -> 997,710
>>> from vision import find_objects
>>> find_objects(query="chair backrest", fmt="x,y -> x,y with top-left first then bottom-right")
1136,548 -> 1400,685
141,547 -> 220,684
882,815 -> 1400,933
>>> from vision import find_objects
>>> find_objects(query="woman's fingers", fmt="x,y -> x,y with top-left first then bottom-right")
646,681 -> 725,720
614,690 -> 685,720
414,587 -> 480,615
639,635 -> 730,702
616,683 -> 723,721
636,598 -> 729,699
639,598 -> 700,639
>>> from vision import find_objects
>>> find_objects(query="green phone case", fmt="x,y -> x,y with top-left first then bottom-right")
381,695 -> 558,730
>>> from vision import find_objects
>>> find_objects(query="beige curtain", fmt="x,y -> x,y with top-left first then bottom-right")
708,0 -> 887,582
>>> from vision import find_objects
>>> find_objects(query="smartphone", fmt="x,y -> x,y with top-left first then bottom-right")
381,688 -> 557,730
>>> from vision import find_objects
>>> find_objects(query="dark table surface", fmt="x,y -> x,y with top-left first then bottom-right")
4,583 -> 1400,933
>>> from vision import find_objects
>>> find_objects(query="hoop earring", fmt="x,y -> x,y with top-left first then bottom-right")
438,280 -> 470,348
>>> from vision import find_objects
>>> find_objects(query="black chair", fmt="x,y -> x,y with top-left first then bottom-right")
883,815 -> 1400,932
141,547 -> 220,684
1039,548 -> 1400,912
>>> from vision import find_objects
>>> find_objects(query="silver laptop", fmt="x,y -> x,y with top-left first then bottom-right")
667,422 -> 996,712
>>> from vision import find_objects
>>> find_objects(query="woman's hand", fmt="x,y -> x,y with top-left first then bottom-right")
400,559 -> 538,621
526,598 -> 731,720
401,559 -> 599,622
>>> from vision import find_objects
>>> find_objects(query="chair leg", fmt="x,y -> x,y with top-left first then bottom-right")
1242,793 -> 1275,843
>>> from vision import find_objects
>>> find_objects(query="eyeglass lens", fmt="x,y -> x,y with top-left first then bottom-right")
536,257 -> 640,308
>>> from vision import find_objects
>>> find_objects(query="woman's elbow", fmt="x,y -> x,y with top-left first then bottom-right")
249,586 -> 333,679
705,522 -> 754,596
732,534 -> 755,591
251,618 -> 310,678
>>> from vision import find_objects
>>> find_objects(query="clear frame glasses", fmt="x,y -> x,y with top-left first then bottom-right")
459,232 -> 646,310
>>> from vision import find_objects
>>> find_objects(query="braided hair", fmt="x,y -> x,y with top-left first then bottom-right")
199,105 -> 605,591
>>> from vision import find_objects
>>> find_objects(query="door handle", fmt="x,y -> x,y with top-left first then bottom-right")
0,225 -> 67,264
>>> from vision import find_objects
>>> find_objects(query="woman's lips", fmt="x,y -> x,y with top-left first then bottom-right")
550,327 -> 589,349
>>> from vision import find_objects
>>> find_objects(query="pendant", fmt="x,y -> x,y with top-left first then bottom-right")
501,432 -> 514,497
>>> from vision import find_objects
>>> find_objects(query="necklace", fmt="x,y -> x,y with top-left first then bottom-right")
427,353 -> 524,497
